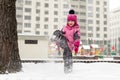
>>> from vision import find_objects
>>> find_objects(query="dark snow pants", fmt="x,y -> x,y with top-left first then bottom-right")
63,47 -> 73,73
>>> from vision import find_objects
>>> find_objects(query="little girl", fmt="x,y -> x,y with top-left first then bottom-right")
61,9 -> 80,73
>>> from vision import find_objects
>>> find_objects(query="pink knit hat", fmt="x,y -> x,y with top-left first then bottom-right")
67,9 -> 78,26
67,14 -> 77,22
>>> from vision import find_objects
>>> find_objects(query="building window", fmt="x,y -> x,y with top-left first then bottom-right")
63,4 -> 69,8
44,31 -> 48,35
24,23 -> 31,28
17,26 -> 22,30
16,15 -> 22,18
96,14 -> 100,18
88,33 -> 93,37
45,3 -> 49,7
80,5 -> 86,9
54,18 -> 58,22
44,24 -> 48,29
88,0 -> 93,4
104,21 -> 107,25
24,30 -> 31,33
35,31 -> 40,35
88,13 -> 93,17
104,40 -> 107,45
88,20 -> 93,24
80,0 -> 86,2
80,26 -> 86,29
104,1 -> 107,6
25,8 -> 31,12
80,12 -> 86,16
36,17 -> 40,21
36,9 -> 40,14
24,15 -> 31,20
44,17 -> 49,22
63,18 -> 67,22
17,30 -> 22,33
96,27 -> 100,31
104,8 -> 107,12
96,7 -> 100,12
63,11 -> 68,15
80,19 -> 86,22
71,5 -> 78,8
76,11 -> 79,15
88,6 -> 93,11
54,4 -> 58,8
71,5 -> 76,8
36,2 -> 40,6
104,27 -> 107,31
54,25 -> 58,29
45,11 -> 49,15
17,23 -> 22,26
96,20 -> 100,24
96,34 -> 100,38
17,0 -> 23,3
88,26 -> 93,31
25,40 -> 38,44
104,34 -> 107,38
96,1 -> 100,5
25,0 -> 31,5
104,14 -> 107,18
16,7 -> 23,10
36,24 -> 40,28
81,33 -> 86,36
54,11 -> 58,15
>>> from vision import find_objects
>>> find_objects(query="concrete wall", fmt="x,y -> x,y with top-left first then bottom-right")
18,35 -> 49,60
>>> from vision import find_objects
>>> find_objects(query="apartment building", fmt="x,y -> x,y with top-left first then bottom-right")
109,7 -> 120,54
16,0 -> 109,46
86,0 -> 109,47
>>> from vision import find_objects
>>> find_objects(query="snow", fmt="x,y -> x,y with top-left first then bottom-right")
1,62 -> 120,80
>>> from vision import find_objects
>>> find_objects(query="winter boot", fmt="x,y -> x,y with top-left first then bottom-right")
64,57 -> 73,73
68,58 -> 73,72
64,58 -> 69,73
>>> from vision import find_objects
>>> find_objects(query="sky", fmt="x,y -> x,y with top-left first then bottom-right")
109,0 -> 120,10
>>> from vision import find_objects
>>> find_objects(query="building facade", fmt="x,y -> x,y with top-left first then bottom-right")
109,7 -> 120,54
86,0 -> 109,47
16,0 -> 109,46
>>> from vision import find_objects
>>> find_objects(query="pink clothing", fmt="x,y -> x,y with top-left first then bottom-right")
62,25 -> 80,52
62,12 -> 80,53
74,40 -> 80,54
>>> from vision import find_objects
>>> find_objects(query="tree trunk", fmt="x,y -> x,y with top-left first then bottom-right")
0,0 -> 22,74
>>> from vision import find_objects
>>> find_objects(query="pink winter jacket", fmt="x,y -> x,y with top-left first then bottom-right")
62,25 -> 80,52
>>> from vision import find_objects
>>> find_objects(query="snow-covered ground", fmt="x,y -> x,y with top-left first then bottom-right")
1,62 -> 120,80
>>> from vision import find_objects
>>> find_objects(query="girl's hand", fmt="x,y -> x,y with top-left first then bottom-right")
74,40 -> 80,54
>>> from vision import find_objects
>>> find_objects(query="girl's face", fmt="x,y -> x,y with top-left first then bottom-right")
67,20 -> 75,27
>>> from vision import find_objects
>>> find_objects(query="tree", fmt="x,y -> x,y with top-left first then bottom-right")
0,0 -> 22,74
